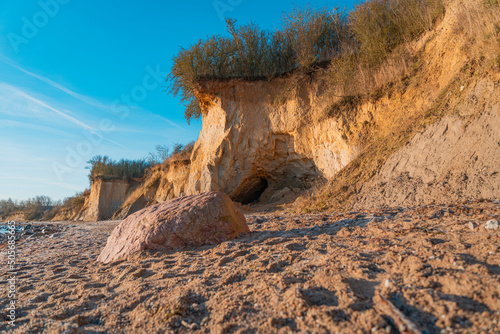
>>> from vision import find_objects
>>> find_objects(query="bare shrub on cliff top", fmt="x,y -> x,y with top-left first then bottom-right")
147,142 -> 195,166
282,6 -> 349,68
164,141 -> 195,164
227,19 -> 270,78
147,144 -> 171,165
168,6 -> 348,121
168,0 -> 444,121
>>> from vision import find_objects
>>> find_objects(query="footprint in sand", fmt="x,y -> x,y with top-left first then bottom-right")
29,293 -> 51,303
217,250 -> 250,267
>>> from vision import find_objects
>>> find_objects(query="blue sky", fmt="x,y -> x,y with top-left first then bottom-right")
0,0 -> 357,201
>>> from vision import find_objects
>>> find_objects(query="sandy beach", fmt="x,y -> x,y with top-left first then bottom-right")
1,201 -> 499,333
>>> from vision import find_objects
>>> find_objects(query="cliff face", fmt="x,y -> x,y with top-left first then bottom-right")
79,178 -> 132,221
355,101 -> 500,209
186,78 -> 359,204
298,0 -> 500,211
112,161 -> 191,219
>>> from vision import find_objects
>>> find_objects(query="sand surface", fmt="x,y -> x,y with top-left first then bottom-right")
1,201 -> 499,333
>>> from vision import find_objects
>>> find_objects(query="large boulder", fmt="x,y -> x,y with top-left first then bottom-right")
97,191 -> 249,263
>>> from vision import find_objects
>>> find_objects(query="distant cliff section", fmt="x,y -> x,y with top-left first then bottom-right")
56,0 -> 500,221
112,161 -> 191,219
79,178 -> 133,221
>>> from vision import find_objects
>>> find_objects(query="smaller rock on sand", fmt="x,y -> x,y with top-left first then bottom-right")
97,191 -> 249,263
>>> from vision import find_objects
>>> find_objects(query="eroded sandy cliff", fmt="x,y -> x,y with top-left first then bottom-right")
112,161 -> 191,219
187,77 -> 360,204
74,0 -> 499,220
79,178 -> 133,221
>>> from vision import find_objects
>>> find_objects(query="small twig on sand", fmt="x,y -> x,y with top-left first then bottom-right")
373,292 -> 422,334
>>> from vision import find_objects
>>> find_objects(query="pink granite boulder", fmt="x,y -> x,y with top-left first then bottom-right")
97,192 -> 249,263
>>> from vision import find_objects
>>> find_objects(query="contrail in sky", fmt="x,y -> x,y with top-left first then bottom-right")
0,55 -> 190,132
1,83 -> 128,149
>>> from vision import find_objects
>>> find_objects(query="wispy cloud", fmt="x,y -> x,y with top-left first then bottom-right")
0,146 -> 55,165
0,174 -> 83,192
150,112 -> 194,131
0,55 -> 189,131
0,83 -> 128,149
0,55 -> 111,112
1,83 -> 96,131
0,119 -> 74,137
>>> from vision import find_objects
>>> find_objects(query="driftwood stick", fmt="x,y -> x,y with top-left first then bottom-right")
373,292 -> 422,334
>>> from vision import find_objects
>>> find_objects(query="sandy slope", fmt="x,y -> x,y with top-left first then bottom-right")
1,201 -> 499,333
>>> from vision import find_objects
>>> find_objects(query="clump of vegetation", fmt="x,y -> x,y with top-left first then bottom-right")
168,6 -> 350,121
86,142 -> 195,183
0,196 -> 55,221
147,144 -> 172,165
61,191 -> 88,211
147,141 -> 195,165
0,198 -> 19,218
0,192 -> 90,221
86,156 -> 151,183
166,141 -> 195,164
326,0 -> 444,96
350,0 -> 443,65
282,7 -> 349,69
168,0 -> 444,121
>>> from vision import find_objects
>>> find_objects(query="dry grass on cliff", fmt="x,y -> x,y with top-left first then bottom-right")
162,141 -> 195,165
454,0 -> 500,44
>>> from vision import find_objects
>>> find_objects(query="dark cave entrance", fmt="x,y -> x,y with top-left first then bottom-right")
232,177 -> 269,204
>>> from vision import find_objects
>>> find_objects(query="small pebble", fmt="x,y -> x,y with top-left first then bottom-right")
485,219 -> 499,230
468,221 -> 477,231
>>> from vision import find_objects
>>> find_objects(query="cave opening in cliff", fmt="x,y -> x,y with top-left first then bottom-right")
232,177 -> 269,205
